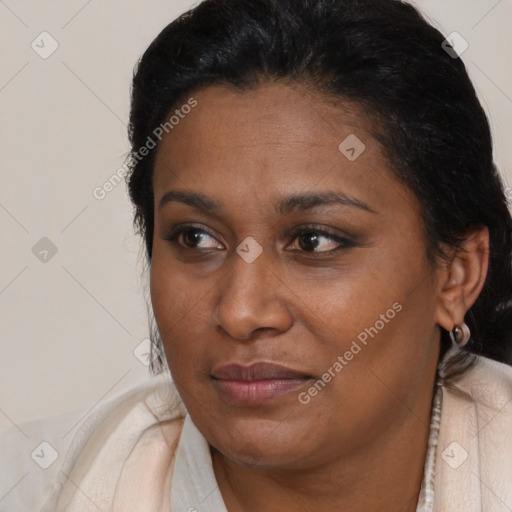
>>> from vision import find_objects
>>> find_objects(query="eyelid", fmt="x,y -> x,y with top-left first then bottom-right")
285,223 -> 352,240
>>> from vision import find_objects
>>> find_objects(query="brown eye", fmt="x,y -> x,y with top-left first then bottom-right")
164,225 -> 223,250
297,231 -> 324,251
289,227 -> 353,253
181,228 -> 207,248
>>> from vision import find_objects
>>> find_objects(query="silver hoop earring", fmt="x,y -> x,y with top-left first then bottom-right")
449,322 -> 471,347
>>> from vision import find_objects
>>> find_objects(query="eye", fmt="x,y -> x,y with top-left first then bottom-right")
287,226 -> 353,253
164,224 -> 354,254
164,225 -> 224,250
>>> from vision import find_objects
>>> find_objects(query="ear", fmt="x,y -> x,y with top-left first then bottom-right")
434,224 -> 490,331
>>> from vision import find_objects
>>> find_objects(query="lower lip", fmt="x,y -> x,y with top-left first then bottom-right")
212,378 -> 312,405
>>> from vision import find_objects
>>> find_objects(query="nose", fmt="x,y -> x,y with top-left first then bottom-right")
214,247 -> 293,341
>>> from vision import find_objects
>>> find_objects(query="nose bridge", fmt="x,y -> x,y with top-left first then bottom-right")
215,245 -> 292,340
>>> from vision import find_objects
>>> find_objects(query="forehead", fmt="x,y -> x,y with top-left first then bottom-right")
152,81 -> 418,222
155,81 -> 376,164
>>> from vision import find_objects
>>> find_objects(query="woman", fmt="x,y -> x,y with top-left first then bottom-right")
7,0 -> 512,510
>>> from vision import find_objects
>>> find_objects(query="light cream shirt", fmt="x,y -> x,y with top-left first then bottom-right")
1,354 -> 511,511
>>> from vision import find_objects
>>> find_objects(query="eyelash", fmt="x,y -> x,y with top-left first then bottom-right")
163,223 -> 354,254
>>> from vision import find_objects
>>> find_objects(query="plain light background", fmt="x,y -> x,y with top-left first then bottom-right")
1,0 -> 511,429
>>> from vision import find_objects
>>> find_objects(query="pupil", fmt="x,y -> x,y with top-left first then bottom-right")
299,231 -> 319,251
184,230 -> 202,247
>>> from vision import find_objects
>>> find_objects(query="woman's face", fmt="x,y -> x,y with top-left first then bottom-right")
150,81 -> 443,468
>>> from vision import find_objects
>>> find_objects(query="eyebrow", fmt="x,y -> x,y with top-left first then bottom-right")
158,189 -> 377,215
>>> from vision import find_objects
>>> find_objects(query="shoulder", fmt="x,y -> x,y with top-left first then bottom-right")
441,354 -> 512,430
448,354 -> 512,409
0,374 -> 186,512
436,354 -> 512,508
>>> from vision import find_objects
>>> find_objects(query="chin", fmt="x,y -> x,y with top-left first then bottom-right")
211,425 -> 313,470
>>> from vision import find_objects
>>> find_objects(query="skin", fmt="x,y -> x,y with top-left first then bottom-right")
150,81 -> 489,511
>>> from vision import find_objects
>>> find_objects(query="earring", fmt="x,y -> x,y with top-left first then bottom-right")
449,322 -> 471,347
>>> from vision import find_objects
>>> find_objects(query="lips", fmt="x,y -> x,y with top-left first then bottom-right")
211,362 -> 314,405
211,362 -> 313,381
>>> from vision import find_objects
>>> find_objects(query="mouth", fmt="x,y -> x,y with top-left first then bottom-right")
211,362 -> 315,405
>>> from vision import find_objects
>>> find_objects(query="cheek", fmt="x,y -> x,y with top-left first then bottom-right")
329,263 -> 438,410
150,259 -> 177,329
150,258 -> 192,348
291,254 -> 401,343
150,244 -> 205,322
304,241 -> 435,375
149,254 -> 215,375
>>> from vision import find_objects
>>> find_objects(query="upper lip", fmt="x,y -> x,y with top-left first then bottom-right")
211,362 -> 313,381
